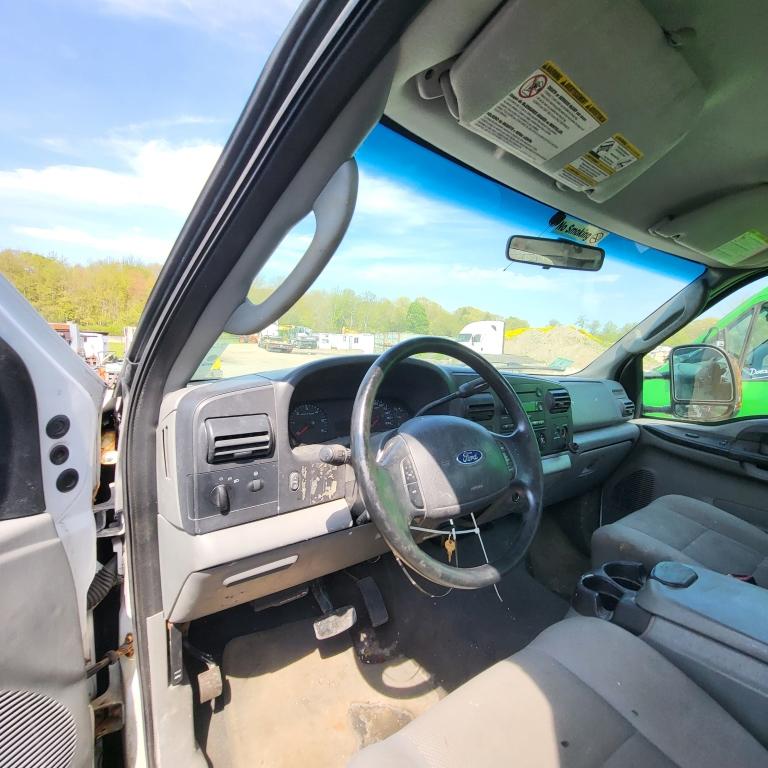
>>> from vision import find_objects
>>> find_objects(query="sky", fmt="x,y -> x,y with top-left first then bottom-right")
263,124 -> 704,327
0,0 -> 300,262
0,0 -> 705,329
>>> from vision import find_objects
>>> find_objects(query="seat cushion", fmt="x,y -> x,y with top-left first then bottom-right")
349,616 -> 766,767
592,495 -> 768,586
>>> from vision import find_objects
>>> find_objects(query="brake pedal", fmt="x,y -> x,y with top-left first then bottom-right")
355,576 -> 389,628
311,579 -> 357,640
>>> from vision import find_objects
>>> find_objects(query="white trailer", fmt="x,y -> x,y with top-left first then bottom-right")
317,332 -> 375,353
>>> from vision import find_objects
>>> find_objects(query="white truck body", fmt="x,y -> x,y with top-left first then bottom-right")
457,320 -> 504,355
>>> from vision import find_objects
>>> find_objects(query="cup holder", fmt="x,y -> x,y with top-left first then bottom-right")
574,574 -> 623,617
602,561 -> 646,591
572,561 -> 647,620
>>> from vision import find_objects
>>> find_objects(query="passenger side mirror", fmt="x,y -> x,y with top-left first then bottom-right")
669,344 -> 741,421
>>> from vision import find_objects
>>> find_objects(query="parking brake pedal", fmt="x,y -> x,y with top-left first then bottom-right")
311,579 -> 357,640
182,639 -> 223,705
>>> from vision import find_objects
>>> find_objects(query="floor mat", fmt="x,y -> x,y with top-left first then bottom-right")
327,549 -> 569,692
205,537 -> 567,766
216,619 -> 443,767
528,512 -> 590,598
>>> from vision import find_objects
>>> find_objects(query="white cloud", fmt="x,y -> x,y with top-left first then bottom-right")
113,115 -> 224,135
259,231 -> 314,277
590,273 -> 620,284
353,262 -> 557,292
0,138 -> 222,214
96,0 -> 299,32
355,172 -> 497,233
14,225 -> 174,262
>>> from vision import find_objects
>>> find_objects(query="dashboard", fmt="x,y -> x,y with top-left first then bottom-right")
156,354 -> 640,623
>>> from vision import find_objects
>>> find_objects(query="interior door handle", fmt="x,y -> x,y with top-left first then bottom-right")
741,461 -> 768,483
728,447 -> 768,470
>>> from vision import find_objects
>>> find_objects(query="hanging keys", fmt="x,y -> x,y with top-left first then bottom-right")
444,536 -> 456,562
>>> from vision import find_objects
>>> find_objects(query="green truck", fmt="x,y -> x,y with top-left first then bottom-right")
643,286 -> 768,418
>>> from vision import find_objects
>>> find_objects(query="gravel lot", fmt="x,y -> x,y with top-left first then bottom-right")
216,343 -> 365,377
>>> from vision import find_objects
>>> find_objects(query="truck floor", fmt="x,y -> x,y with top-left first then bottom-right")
199,541 -> 567,766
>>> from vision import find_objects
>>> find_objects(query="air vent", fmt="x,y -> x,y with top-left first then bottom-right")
621,398 -> 636,418
545,388 -> 571,413
205,414 -> 272,464
466,400 -> 495,423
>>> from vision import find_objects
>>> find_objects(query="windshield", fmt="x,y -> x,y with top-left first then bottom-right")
199,123 -> 704,380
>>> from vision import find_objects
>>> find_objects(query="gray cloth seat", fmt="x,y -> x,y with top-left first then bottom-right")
350,616 -> 766,767
592,494 -> 768,586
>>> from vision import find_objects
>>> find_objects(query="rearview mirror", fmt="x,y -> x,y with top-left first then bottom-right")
506,236 -> 604,271
669,344 -> 741,421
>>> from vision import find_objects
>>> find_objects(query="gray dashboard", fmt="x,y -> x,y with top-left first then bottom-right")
156,356 -> 639,621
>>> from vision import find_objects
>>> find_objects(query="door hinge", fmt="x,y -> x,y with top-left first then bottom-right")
89,634 -> 133,740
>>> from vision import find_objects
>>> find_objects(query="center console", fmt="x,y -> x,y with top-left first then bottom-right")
573,560 -> 768,747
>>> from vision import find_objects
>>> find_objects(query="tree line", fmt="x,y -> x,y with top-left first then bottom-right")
246,282 -> 533,337
0,249 -> 159,334
2,248 -> 654,345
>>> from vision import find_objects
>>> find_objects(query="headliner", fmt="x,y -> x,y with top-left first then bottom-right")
385,0 -> 768,269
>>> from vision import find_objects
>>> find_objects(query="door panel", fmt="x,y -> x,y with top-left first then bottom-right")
602,418 -> 768,530
0,515 -> 93,767
0,277 -> 104,767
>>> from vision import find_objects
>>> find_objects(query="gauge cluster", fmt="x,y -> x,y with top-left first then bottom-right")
288,398 -> 411,444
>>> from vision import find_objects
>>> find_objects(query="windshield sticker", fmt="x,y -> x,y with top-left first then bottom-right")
466,61 -> 607,165
554,133 -> 643,192
546,213 -> 608,246
712,229 -> 768,265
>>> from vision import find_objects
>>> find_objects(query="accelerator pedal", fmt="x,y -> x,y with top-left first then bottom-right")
311,579 -> 357,640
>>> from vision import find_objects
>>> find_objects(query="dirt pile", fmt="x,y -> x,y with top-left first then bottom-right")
504,325 -> 608,371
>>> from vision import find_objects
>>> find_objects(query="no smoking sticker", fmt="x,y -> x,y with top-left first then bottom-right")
518,73 -> 548,99
547,213 -> 608,246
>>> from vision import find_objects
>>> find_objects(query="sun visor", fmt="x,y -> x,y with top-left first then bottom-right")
440,0 -> 704,202
650,187 -> 768,267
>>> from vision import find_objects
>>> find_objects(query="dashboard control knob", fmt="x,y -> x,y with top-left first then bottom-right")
210,484 -> 231,514
248,478 -> 264,492
319,445 -> 351,465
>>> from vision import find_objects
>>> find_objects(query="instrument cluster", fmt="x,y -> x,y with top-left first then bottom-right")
288,398 -> 411,444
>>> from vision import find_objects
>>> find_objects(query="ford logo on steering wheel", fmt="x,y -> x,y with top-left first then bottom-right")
456,449 -> 483,465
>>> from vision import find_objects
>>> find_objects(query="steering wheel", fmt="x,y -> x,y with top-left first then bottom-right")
350,337 -> 543,589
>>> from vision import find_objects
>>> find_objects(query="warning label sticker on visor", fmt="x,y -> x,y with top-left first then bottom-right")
554,133 -> 643,192
466,61 -> 607,165
712,230 -> 768,265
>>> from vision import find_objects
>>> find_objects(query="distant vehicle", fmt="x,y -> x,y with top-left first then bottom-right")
261,337 -> 294,353
291,326 -> 319,349
259,323 -> 318,351
644,285 -> 768,417
457,320 -> 504,355
258,322 -> 294,352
